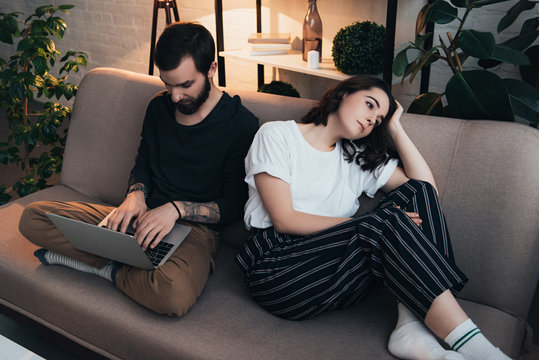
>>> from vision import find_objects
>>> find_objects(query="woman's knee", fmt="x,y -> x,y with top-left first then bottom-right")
408,179 -> 436,193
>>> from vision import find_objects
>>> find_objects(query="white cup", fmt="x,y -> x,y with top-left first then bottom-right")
307,50 -> 319,69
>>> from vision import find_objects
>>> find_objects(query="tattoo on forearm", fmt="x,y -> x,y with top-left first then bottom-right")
181,201 -> 220,223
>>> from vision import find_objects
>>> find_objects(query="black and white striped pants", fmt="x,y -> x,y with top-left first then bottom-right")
235,179 -> 468,320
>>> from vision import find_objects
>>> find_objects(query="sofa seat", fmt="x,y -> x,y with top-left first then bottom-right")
0,185 -> 528,359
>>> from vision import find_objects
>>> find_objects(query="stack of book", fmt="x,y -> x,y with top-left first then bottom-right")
247,33 -> 291,56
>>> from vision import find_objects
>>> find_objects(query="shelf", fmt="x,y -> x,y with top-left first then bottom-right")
220,50 -> 400,85
219,50 -> 350,81
214,0 -> 400,88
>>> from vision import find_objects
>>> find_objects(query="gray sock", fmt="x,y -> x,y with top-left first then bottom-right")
34,248 -> 114,281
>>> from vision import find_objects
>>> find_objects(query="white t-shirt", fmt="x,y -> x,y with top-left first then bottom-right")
244,120 -> 398,230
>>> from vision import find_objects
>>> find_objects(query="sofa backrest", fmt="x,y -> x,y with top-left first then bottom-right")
63,67 -> 538,321
63,67 -> 316,205
400,115 -> 539,320
62,68 -> 164,205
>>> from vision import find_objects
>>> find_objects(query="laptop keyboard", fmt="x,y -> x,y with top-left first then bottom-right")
144,241 -> 174,266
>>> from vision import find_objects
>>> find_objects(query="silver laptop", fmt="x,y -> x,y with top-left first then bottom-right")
46,212 -> 191,270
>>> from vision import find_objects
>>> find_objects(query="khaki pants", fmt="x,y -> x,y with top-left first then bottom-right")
19,200 -> 219,316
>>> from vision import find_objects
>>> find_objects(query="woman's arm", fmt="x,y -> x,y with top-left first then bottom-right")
255,172 -> 351,236
382,101 -> 437,193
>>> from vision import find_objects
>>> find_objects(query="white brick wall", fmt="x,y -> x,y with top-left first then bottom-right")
0,0 -> 534,107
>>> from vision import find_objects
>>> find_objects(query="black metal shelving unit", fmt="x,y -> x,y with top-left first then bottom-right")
214,0 -> 399,88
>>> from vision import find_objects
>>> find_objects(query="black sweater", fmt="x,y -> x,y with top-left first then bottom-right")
129,91 -> 259,228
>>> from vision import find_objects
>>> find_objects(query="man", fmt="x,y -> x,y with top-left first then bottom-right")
18,22 -> 259,316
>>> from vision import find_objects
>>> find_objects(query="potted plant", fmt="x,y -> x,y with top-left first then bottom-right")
258,80 -> 301,98
332,21 -> 386,75
0,4 -> 87,204
393,0 -> 538,124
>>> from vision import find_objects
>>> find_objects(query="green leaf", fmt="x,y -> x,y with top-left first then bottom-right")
33,75 -> 46,89
498,0 -> 536,33
1,14 -> 19,33
42,122 -> 58,138
58,5 -> 75,11
0,15 -> 19,44
16,38 -> 33,52
12,175 -> 41,197
414,33 -> 433,48
519,45 -> 538,87
501,29 -> 539,52
477,58 -> 501,69
47,17 -> 67,40
0,145 -> 20,164
490,45 -> 530,65
427,1 -> 459,25
8,82 -> 29,100
446,70 -> 513,121
31,55 -> 49,75
63,84 -> 75,100
59,50 -> 75,62
40,38 -> 56,54
29,19 -> 45,36
34,5 -> 56,18
408,92 -> 445,116
77,54 -> 87,67
410,48 -> 440,82
0,185 -> 12,205
458,30 -> 495,58
449,0 -> 469,7
401,62 -> 419,85
0,150 -> 11,165
504,78 -> 539,123
470,0 -> 512,6
393,48 -> 410,76
519,17 -> 539,36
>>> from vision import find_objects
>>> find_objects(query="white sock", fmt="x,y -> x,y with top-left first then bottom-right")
444,319 -> 512,360
388,303 -> 464,360
35,248 -> 114,281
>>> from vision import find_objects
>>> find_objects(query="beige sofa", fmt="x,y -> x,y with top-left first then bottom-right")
1,67 -> 538,359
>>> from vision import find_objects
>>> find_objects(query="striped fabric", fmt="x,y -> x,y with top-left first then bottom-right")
451,327 -> 482,352
235,179 -> 468,320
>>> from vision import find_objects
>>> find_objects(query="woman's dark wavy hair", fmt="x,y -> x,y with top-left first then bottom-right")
301,75 -> 399,173
154,22 -> 215,73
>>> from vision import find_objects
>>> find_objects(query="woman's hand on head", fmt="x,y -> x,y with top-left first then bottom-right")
387,100 -> 404,136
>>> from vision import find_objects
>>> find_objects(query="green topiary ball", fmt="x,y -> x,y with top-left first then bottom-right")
332,21 -> 386,75
258,80 -> 300,98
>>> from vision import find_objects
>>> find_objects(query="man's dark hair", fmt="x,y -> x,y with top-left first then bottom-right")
301,74 -> 399,173
154,22 -> 215,74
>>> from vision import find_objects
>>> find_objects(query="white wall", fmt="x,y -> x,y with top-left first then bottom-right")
427,1 -> 538,98
0,0 -> 533,108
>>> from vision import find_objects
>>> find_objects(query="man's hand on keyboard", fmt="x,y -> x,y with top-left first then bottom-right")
106,191 -> 147,234
133,203 -> 177,250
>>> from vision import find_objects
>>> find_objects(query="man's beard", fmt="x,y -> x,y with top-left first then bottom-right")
175,77 -> 211,115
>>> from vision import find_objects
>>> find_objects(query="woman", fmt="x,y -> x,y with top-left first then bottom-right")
236,76 -> 511,360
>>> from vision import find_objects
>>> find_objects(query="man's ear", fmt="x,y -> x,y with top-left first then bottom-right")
207,61 -> 217,78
